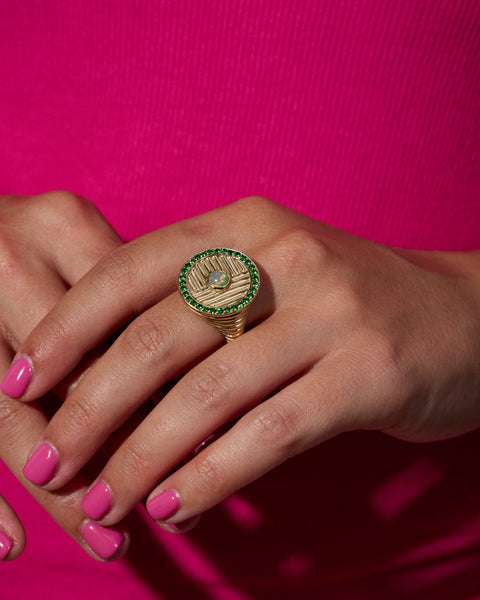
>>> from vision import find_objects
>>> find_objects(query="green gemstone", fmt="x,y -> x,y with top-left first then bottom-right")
214,248 -> 221,254
237,303 -> 244,309
216,308 -> 224,314
224,308 -> 230,314
207,249 -> 214,255
227,249 -> 234,255
245,260 -> 252,266
209,308 -> 216,314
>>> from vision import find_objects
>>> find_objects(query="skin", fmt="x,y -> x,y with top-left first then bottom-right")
0,192 -> 130,560
5,195 -> 480,537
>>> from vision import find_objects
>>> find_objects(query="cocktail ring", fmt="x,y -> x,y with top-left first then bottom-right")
178,248 -> 260,342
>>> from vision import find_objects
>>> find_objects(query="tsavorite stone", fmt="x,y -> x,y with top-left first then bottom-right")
208,270 -> 230,289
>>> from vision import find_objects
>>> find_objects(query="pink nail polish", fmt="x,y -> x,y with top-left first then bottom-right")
0,531 -> 13,560
147,490 -> 180,521
82,481 -> 112,521
81,522 -> 123,560
23,443 -> 58,486
1,358 -> 32,398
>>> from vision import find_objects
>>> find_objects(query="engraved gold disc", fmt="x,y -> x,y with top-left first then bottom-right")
178,248 -> 260,342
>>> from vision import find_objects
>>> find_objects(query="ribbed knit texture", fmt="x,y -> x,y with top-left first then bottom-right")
0,2 -> 479,248
0,2 -> 479,599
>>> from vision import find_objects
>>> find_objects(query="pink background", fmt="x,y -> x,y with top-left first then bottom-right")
0,2 -> 479,598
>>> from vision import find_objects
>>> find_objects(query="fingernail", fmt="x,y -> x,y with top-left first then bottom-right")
23,443 -> 58,486
82,481 -> 112,521
0,531 -> 13,560
164,515 -> 201,534
1,358 -> 32,398
147,490 -> 180,521
81,522 -> 124,560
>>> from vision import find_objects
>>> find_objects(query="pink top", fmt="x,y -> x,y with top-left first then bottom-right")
0,2 -> 479,598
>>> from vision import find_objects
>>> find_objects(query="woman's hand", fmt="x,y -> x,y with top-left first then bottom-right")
6,197 -> 480,532
0,192 -> 130,560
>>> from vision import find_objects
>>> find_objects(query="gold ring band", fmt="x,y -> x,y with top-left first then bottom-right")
178,248 -> 260,342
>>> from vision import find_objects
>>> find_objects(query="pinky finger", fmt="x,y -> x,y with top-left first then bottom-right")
0,494 -> 26,561
145,356 -> 362,529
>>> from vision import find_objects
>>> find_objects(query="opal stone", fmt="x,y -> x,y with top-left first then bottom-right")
208,270 -> 230,289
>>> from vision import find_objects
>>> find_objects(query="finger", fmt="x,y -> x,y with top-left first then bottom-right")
0,495 -> 26,561
75,310 -> 324,525
145,354 -> 367,526
0,355 -> 129,561
5,198 -> 292,400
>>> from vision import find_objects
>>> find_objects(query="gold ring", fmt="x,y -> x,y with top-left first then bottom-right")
178,248 -> 260,342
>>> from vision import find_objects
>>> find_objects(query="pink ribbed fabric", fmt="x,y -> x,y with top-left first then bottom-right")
0,2 -> 479,599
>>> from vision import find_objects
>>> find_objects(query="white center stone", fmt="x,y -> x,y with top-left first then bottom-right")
208,270 -> 230,289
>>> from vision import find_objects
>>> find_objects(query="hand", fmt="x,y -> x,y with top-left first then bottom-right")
0,192 -> 130,560
7,197 -> 480,533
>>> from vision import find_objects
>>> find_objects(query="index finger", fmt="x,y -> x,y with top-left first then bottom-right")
0,198 -> 285,401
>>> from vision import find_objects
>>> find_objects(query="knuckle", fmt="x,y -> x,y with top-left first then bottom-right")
188,361 -> 232,413
271,226 -> 329,277
91,245 -> 138,293
235,195 -> 274,213
33,191 -> 94,229
60,395 -> 100,438
38,190 -> 92,214
123,315 -> 172,363
28,310 -> 74,362
249,401 -> 303,456
117,440 -> 153,482
231,196 -> 276,230
188,452 -> 223,497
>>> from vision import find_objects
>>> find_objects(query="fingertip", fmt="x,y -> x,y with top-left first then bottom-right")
0,357 -> 33,399
0,530 -> 14,561
80,521 -> 129,562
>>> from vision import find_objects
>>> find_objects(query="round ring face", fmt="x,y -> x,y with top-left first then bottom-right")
178,249 -> 260,316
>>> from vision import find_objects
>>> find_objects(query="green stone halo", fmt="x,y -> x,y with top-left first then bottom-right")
178,248 -> 260,315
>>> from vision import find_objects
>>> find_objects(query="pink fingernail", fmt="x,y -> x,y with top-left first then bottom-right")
147,490 -> 180,521
23,443 -> 58,486
1,358 -> 32,398
0,531 -> 13,560
82,481 -> 112,521
81,522 -> 123,560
